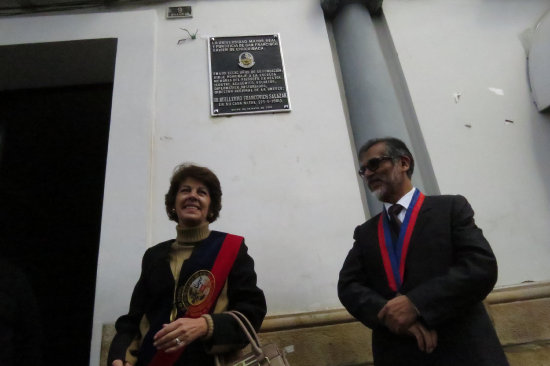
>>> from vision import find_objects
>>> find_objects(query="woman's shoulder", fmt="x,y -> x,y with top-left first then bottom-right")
149,239 -> 175,250
210,231 -> 247,251
142,239 -> 174,259
205,230 -> 244,244
138,239 -> 175,270
210,230 -> 244,237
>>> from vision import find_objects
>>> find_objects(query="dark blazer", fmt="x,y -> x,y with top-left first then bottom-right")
107,231 -> 267,366
338,194 -> 509,366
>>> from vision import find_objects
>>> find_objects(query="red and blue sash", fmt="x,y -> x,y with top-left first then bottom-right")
147,231 -> 243,366
377,189 -> 425,292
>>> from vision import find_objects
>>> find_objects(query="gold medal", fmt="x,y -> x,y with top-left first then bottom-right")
176,270 -> 216,313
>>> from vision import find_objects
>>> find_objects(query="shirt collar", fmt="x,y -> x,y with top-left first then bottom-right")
383,187 -> 417,218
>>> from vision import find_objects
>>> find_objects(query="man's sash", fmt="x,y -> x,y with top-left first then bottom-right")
147,231 -> 243,366
377,189 -> 425,292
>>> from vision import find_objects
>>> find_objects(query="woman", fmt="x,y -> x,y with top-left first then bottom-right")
108,164 -> 267,366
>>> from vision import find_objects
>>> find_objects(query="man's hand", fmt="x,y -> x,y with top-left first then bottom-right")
377,295 -> 418,334
152,317 -> 208,353
408,322 -> 437,353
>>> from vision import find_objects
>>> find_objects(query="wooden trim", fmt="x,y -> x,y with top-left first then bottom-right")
260,281 -> 550,332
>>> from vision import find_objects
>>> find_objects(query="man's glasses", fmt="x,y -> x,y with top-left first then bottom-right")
358,156 -> 393,176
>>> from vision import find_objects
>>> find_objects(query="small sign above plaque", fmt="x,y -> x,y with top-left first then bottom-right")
166,6 -> 192,19
208,34 -> 291,116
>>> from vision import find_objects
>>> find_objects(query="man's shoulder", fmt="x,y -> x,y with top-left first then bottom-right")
421,194 -> 475,220
423,193 -> 469,206
360,212 -> 383,227
353,213 -> 382,239
425,193 -> 464,199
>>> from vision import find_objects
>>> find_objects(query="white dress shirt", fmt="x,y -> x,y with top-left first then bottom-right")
383,187 -> 417,222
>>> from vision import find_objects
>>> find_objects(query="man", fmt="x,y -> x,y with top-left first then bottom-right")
338,137 -> 509,366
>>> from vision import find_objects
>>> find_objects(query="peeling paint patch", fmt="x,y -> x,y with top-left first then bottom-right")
453,92 -> 462,103
283,345 -> 295,354
489,87 -> 504,96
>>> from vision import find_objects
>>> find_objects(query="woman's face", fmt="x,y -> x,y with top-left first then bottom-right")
174,177 -> 211,228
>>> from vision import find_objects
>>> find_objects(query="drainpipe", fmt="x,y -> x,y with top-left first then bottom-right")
322,0 -> 439,214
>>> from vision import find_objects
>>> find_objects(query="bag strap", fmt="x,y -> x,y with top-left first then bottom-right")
225,311 -> 264,357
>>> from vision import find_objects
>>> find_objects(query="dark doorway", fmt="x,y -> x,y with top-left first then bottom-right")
0,39 -> 116,366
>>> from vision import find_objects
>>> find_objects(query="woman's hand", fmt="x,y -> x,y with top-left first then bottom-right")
153,317 -> 208,353
112,360 -> 133,366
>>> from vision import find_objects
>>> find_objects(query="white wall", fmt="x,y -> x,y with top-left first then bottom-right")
149,0 -> 363,315
1,1 -> 365,365
383,0 -> 550,285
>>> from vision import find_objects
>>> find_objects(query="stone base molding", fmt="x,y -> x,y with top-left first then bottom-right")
101,281 -> 550,366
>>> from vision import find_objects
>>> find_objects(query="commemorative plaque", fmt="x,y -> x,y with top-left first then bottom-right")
208,34 -> 291,116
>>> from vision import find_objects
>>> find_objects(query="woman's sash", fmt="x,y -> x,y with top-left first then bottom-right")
147,231 -> 243,366
377,189 -> 425,293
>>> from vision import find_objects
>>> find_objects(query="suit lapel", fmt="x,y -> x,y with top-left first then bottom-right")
408,195 -> 433,243
399,196 -> 433,291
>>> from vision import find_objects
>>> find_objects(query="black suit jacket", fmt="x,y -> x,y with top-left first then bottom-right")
338,194 -> 509,366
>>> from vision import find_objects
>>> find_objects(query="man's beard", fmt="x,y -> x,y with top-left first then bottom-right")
371,186 -> 386,200
369,169 -> 401,202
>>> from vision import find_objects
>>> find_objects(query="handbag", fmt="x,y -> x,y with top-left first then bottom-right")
215,311 -> 290,366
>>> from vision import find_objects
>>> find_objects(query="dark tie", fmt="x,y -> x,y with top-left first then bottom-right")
388,204 -> 403,239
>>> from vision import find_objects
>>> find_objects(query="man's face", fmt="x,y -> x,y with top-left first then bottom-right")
359,142 -> 407,203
